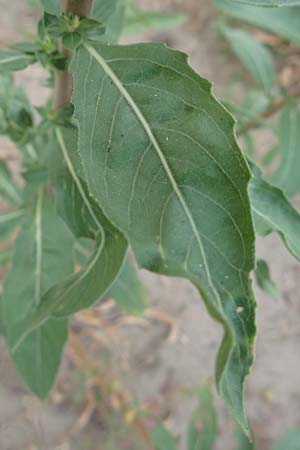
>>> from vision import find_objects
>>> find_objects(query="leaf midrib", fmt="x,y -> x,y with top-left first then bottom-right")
84,43 -> 221,306
55,128 -> 103,233
0,54 -> 30,65
11,191 -> 43,355
35,188 -> 43,307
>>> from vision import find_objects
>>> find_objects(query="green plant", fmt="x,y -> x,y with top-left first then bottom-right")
147,385 -> 300,450
0,0 -> 300,441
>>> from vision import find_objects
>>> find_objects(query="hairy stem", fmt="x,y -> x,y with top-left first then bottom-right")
64,0 -> 93,16
53,0 -> 93,109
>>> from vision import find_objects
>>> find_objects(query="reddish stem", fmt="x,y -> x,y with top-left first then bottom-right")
53,0 -> 93,109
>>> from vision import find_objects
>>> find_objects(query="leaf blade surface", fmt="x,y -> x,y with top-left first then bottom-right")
71,41 -> 256,431
187,386 -> 217,450
249,164 -> 300,260
212,0 -> 300,43
0,50 -> 34,72
0,160 -> 23,206
1,187 -> 74,397
221,27 -> 275,93
271,101 -> 300,197
107,257 -> 148,315
29,127 -> 128,320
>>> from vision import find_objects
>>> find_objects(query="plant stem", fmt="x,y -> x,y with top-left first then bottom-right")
237,83 -> 300,136
53,59 -> 73,109
53,0 -> 93,109
64,0 -> 93,16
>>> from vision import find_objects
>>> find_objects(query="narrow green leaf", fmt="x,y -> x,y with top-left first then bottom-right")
91,0 -> 126,43
62,32 -> 83,51
0,74 -> 33,144
224,90 -> 270,131
40,0 -> 60,15
26,127 -> 127,322
39,232 -> 127,318
242,90 -> 270,115
273,429 -> 300,450
212,0 -> 300,43
234,427 -> 254,450
0,160 -> 23,206
73,240 -> 146,315
0,247 -> 13,266
78,17 -> 105,33
221,26 -> 275,93
72,42 -> 256,432
0,209 -> 24,239
271,101 -> 300,197
0,50 -> 34,72
13,318 -> 68,398
232,0 -> 300,6
123,2 -> 186,35
92,0 -> 123,22
11,42 -> 40,55
187,386 -> 217,450
149,421 -> 178,450
1,187 -> 74,397
242,133 -> 255,159
0,308 -> 3,337
254,259 -> 278,299
108,257 -> 148,315
249,164 -> 300,260
261,146 -> 278,168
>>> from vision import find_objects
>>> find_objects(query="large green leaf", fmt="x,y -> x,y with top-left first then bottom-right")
187,386 -> 217,450
249,164 -> 300,260
0,160 -> 23,206
0,50 -> 34,72
273,429 -> 300,450
1,187 -> 74,397
221,26 -> 275,93
254,259 -> 278,299
26,127 -> 128,322
232,0 -> 300,6
71,41 -> 256,431
212,0 -> 300,43
271,101 -> 300,197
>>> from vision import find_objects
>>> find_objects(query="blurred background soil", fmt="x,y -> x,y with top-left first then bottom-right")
0,1 -> 300,449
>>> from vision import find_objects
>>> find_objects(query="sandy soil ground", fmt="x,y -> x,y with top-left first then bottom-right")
0,1 -> 300,449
